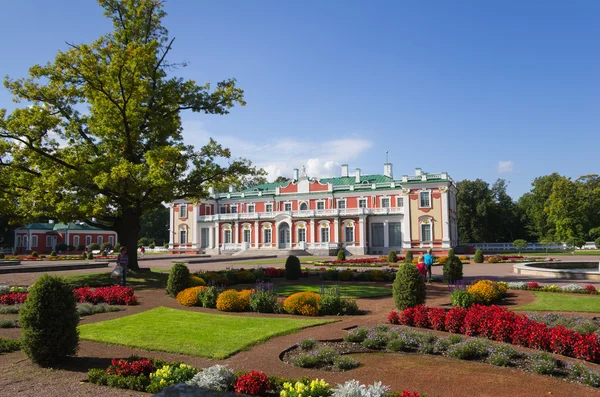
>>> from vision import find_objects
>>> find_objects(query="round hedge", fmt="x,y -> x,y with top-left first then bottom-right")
474,249 -> 484,263
387,250 -> 398,263
392,263 -> 426,311
283,292 -> 321,316
285,255 -> 301,280
19,274 -> 79,366
167,262 -> 190,297
337,250 -> 346,261
404,251 -> 413,264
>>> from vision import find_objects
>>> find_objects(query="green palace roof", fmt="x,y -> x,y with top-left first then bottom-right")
16,222 -> 106,231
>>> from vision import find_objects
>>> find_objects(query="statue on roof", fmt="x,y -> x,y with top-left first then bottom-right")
301,165 -> 308,177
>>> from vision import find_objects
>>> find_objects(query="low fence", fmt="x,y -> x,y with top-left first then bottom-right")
465,242 -> 598,253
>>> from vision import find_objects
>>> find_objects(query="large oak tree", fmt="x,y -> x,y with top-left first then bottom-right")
0,0 -> 257,268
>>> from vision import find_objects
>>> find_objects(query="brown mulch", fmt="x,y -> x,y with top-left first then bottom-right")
0,284 -> 599,396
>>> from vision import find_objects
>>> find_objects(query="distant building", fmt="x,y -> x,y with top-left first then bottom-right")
14,221 -> 118,254
169,164 -> 458,256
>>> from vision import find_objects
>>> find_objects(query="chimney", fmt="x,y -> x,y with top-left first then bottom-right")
208,186 -> 215,195
384,163 -> 393,178
341,164 -> 349,177
293,168 -> 299,180
415,168 -> 422,176
228,185 -> 235,193
355,168 -> 361,183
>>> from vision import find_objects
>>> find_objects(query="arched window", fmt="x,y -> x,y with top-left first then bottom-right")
299,202 -> 308,211
420,218 -> 432,242
344,222 -> 354,242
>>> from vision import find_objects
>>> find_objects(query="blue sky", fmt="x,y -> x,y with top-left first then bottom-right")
1,0 -> 598,199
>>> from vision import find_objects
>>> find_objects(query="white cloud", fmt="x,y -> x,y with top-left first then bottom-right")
496,160 -> 514,174
182,120 -> 374,180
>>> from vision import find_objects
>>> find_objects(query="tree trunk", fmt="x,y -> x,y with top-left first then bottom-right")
113,208 -> 142,270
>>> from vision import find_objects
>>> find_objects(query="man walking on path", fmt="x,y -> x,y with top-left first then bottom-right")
116,247 -> 129,287
424,249 -> 434,283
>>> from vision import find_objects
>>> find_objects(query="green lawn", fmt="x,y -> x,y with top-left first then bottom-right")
64,269 -> 169,289
79,307 -> 332,358
495,251 -> 600,256
275,284 -> 392,298
514,292 -> 600,313
230,257 -> 319,266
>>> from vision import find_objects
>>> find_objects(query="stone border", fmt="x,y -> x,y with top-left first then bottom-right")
513,261 -> 600,280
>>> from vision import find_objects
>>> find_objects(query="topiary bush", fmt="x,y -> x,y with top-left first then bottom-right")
50,251 -> 57,257
447,248 -> 455,258
149,242 -> 156,249
387,250 -> 398,263
30,251 -> 39,258
216,289 -> 252,312
337,250 -> 346,261
56,243 -> 68,252
404,251 -> 413,264
19,274 -> 79,366
283,292 -> 321,316
474,249 -> 484,263
87,243 -> 101,251
167,262 -> 190,297
285,255 -> 301,280
443,255 -> 463,283
392,263 -> 426,310
175,286 -> 206,307
87,252 -> 94,260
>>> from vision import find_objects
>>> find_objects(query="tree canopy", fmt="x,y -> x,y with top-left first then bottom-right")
0,0 -> 258,267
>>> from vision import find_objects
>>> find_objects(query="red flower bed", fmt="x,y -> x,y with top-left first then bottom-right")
330,258 -> 387,265
263,268 -> 285,278
527,281 -> 540,289
73,286 -> 138,305
234,371 -> 271,396
585,284 -> 597,292
390,304 -> 600,363
399,392 -> 421,397
0,292 -> 28,305
106,358 -> 155,377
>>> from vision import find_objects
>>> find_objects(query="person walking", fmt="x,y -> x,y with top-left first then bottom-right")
116,247 -> 128,287
416,256 -> 427,282
140,245 -> 145,257
424,249 -> 434,283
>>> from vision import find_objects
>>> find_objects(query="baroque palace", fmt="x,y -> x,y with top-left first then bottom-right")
169,163 -> 458,256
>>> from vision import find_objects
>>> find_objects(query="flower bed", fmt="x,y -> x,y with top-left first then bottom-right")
72,286 -> 138,305
88,357 -> 422,396
342,324 -> 600,389
0,292 -> 28,305
389,304 -> 600,363
502,281 -> 599,294
485,255 -> 556,263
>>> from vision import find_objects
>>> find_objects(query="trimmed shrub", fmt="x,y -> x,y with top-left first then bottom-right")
56,243 -> 68,252
283,292 -> 321,316
149,242 -> 156,249
50,250 -> 58,257
404,251 -> 413,264
387,250 -> 398,263
393,263 -> 426,310
467,280 -> 507,305
337,250 -> 346,261
100,243 -> 113,251
19,274 -> 79,366
189,275 -> 206,287
87,243 -> 101,251
474,249 -> 484,263
176,287 -> 206,307
87,252 -> 94,260
167,262 -> 190,297
443,255 -> 463,283
595,237 -> 600,250
30,251 -> 39,258
285,255 -> 302,280
447,248 -> 455,258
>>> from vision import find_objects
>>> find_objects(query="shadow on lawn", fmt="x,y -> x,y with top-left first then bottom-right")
65,270 -> 169,289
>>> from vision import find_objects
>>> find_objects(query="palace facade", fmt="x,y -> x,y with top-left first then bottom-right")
169,163 -> 458,256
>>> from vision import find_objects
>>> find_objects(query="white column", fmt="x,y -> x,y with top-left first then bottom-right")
384,220 -> 389,249
214,222 -> 220,251
191,205 -> 198,249
441,189 -> 451,249
359,217 -> 366,248
310,219 -> 315,247
234,222 -> 239,244
209,225 -> 214,248
254,221 -> 259,248
334,219 -> 339,244
168,204 -> 174,248
402,192 -> 412,248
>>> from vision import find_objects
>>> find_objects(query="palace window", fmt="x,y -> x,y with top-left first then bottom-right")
284,203 -> 292,211
381,198 -> 390,208
16,236 -> 22,247
316,201 -> 325,210
397,197 -> 404,207
264,228 -> 272,243
23,236 -> 28,248
320,226 -> 329,242
265,203 -> 273,212
224,229 -> 232,243
179,204 -> 187,218
389,223 -> 402,246
180,230 -> 187,244
97,236 -> 103,245
337,200 -> 346,209
344,224 -> 354,242
108,236 -> 114,247
248,204 -> 255,213
358,199 -> 367,208
230,205 -> 238,213
243,229 -> 251,243
421,222 -> 432,242
86,236 -> 92,246
299,202 -> 308,211
371,224 -> 384,247
219,206 -> 227,214
73,236 -> 80,248
31,235 -> 38,248
46,236 -> 53,247
419,191 -> 431,208
298,228 -> 306,242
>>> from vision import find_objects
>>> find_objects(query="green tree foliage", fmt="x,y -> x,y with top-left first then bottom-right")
547,177 -> 586,242
512,239 -> 528,254
139,205 -> 169,246
0,0 -> 258,269
473,249 -> 484,263
392,263 -> 426,310
166,262 -> 190,297
517,173 -> 563,240
595,237 -> 600,249
285,255 -> 301,280
19,274 -> 79,366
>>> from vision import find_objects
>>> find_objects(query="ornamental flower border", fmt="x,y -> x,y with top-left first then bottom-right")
0,285 -> 138,306
389,304 -> 600,364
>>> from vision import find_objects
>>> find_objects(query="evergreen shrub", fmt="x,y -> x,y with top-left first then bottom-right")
285,255 -> 302,280
443,255 -> 463,283
50,251 -> 57,257
392,263 -> 426,310
387,250 -> 398,263
19,274 -> 79,366
474,249 -> 484,263
56,243 -> 68,252
167,262 -> 190,297
87,252 -> 94,260
595,237 -> 600,250
337,250 -> 346,261
404,251 -> 413,264
30,251 -> 39,258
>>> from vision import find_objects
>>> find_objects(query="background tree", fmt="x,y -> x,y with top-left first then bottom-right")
139,205 -> 169,245
517,173 -> 562,240
456,179 -> 494,243
274,176 -> 291,183
0,0 -> 257,269
546,177 -> 585,242
512,239 -> 528,254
